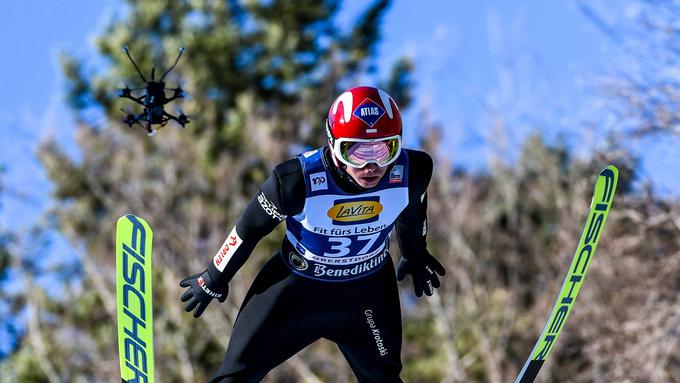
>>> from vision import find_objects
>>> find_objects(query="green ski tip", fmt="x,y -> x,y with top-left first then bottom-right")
515,165 -> 619,383
116,214 -> 155,383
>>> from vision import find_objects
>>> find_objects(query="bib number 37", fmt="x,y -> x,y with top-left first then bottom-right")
323,233 -> 380,257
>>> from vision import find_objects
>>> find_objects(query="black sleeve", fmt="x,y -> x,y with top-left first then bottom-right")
395,149 -> 433,260
207,158 -> 305,284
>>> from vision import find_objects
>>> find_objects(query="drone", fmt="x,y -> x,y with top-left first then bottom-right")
119,46 -> 189,136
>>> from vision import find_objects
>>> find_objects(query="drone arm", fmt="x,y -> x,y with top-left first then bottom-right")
163,111 -> 189,127
162,111 -> 179,122
164,92 -> 183,103
120,93 -> 146,105
120,108 -> 147,130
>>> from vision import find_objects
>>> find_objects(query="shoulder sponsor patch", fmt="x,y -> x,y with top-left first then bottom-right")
389,165 -> 403,184
213,227 -> 242,272
309,171 -> 328,192
258,192 -> 286,221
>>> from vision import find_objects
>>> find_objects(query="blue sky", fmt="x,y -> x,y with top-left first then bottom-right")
368,1 -> 608,162
1,0 -> 678,230
1,1 -> 117,225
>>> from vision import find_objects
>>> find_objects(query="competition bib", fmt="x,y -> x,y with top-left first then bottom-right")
283,148 -> 409,281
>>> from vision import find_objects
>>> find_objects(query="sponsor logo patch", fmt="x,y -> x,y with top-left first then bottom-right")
389,165 -> 403,184
327,196 -> 382,225
311,250 -> 388,280
197,276 -> 223,299
364,309 -> 389,356
258,192 -> 286,221
309,171 -> 328,192
353,98 -> 385,128
289,252 -> 308,271
213,227 -> 242,272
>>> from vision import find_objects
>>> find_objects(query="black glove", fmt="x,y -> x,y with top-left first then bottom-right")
180,269 -> 228,318
396,251 -> 446,297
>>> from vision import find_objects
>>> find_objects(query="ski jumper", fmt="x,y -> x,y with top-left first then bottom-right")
209,147 -> 433,383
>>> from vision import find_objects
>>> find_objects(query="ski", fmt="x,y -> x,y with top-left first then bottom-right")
514,165 -> 618,383
116,214 -> 155,383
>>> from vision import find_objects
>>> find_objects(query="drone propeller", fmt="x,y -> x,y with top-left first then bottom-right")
120,108 -> 138,127
120,85 -> 132,97
177,111 -> 189,127
172,86 -> 185,99
167,77 -> 187,100
161,109 -> 190,128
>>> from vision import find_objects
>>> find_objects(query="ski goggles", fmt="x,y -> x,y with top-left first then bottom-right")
332,135 -> 402,168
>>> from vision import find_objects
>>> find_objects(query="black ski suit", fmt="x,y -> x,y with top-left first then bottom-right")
206,147 -> 434,383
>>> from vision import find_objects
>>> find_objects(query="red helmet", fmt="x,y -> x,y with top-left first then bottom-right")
326,86 -> 403,168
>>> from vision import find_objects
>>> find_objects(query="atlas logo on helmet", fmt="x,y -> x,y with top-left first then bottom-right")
352,98 -> 386,130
